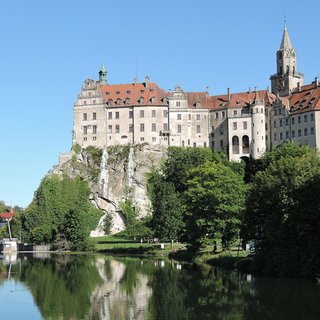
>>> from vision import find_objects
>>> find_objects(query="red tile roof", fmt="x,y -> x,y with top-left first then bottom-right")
288,82 -> 320,114
0,208 -> 14,220
99,82 -> 168,107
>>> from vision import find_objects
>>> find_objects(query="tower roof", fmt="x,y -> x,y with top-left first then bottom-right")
280,23 -> 292,49
100,64 -> 106,73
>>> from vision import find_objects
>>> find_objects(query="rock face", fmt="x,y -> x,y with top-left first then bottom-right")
54,144 -> 167,235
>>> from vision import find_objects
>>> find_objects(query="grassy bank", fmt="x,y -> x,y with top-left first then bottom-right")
93,235 -> 185,256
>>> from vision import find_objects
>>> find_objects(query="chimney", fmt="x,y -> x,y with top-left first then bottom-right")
297,82 -> 301,92
315,77 -> 319,88
227,88 -> 231,101
267,85 -> 270,92
144,76 -> 150,88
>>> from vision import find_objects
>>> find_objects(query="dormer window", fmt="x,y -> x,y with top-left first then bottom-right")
140,89 -> 145,93
127,90 -> 131,94
106,92 -> 110,95
150,97 -> 155,104
139,97 -> 144,105
176,101 -> 181,107
116,98 -> 122,106
108,99 -> 113,106
116,91 -> 120,95
125,98 -> 130,105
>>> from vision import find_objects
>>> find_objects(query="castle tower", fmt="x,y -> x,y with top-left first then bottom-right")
270,22 -> 304,96
99,64 -> 107,85
251,91 -> 266,159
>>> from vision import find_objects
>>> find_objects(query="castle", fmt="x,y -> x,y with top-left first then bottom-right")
72,24 -> 320,161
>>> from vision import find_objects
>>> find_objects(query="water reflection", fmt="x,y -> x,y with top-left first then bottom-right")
0,254 -> 319,320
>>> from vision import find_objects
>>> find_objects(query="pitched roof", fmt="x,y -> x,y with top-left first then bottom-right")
288,81 -> 320,114
99,82 -> 168,107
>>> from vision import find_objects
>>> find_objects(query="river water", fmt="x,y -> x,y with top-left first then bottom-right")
0,253 -> 319,320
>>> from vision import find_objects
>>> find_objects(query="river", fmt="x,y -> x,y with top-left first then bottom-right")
0,253 -> 319,319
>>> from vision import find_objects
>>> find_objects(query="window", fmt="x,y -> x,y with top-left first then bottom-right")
215,112 -> 219,119
116,98 -> 121,106
177,114 -> 182,120
311,127 -> 315,135
92,112 -> 96,120
243,122 -> 247,130
298,116 -> 301,124
273,121 -> 277,128
140,137 -> 145,141
140,110 -> 144,118
189,114 -> 191,120
163,110 -> 168,118
311,113 -> 314,121
152,123 -> 157,132
279,119 -> 283,127
188,139 -> 190,145
83,100 -> 87,105
286,131 -> 289,139
222,111 -> 225,118
196,125 -> 201,133
93,136 -> 96,140
152,110 -> 156,118
93,99 -> 96,104
193,142 -> 197,147
177,124 -> 182,133
108,99 -> 113,106
176,101 -> 181,107
196,114 -> 201,120
83,137 -> 87,141
220,140 -> 224,148
285,118 -> 289,126
273,133 -> 277,141
211,126 -> 215,132
125,98 -> 130,105
280,132 -> 283,140
220,126 -> 224,135
292,117 -> 295,125
115,125 -> 120,133
139,97 -> 144,105
163,123 -> 168,131
298,129 -> 301,137
232,136 -> 239,154
233,110 -> 238,116
129,124 -> 133,132
83,113 -> 87,121
233,122 -> 237,130
211,141 -> 215,148
140,123 -> 145,132
83,126 -> 87,135
152,137 -> 156,142
108,112 -> 112,119
265,123 -> 268,130
93,125 -> 97,134
115,112 -> 119,119
292,130 -> 295,137
304,128 -> 308,136
108,125 -> 112,133
304,115 -> 308,122
129,110 -> 133,118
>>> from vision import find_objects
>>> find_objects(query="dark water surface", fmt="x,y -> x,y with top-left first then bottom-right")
0,253 -> 319,320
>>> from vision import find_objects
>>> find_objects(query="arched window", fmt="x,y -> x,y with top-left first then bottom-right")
116,98 -> 122,106
232,136 -> 239,154
139,97 -> 144,105
108,99 -> 113,106
125,98 -> 130,105
242,135 -> 249,154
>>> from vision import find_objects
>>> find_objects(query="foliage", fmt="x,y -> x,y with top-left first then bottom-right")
72,143 -> 81,154
243,142 -> 320,276
103,214 -> 113,236
21,174 -> 101,250
148,172 -> 185,242
85,145 -> 102,166
184,162 -> 247,251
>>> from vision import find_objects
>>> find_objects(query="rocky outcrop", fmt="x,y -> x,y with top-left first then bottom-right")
54,144 -> 167,235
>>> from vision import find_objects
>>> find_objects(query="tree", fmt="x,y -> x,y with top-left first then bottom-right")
243,142 -> 320,276
149,175 -> 185,243
184,162 -> 247,251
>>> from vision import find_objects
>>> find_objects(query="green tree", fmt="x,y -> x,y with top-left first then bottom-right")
149,173 -> 185,243
243,142 -> 320,276
184,162 -> 247,251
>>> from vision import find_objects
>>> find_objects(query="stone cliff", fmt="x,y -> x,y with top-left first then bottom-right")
54,144 -> 167,236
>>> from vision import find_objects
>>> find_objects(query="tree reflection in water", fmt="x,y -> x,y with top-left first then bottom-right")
1,254 -> 320,320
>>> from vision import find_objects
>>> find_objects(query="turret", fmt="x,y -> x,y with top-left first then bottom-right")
251,90 -> 266,159
99,64 -> 107,85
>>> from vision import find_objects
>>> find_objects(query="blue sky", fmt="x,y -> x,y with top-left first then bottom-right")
1,0 -> 320,207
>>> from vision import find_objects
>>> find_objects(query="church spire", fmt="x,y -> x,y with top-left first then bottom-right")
280,20 -> 292,49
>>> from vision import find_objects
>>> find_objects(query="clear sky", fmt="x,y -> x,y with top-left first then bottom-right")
1,0 -> 319,207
